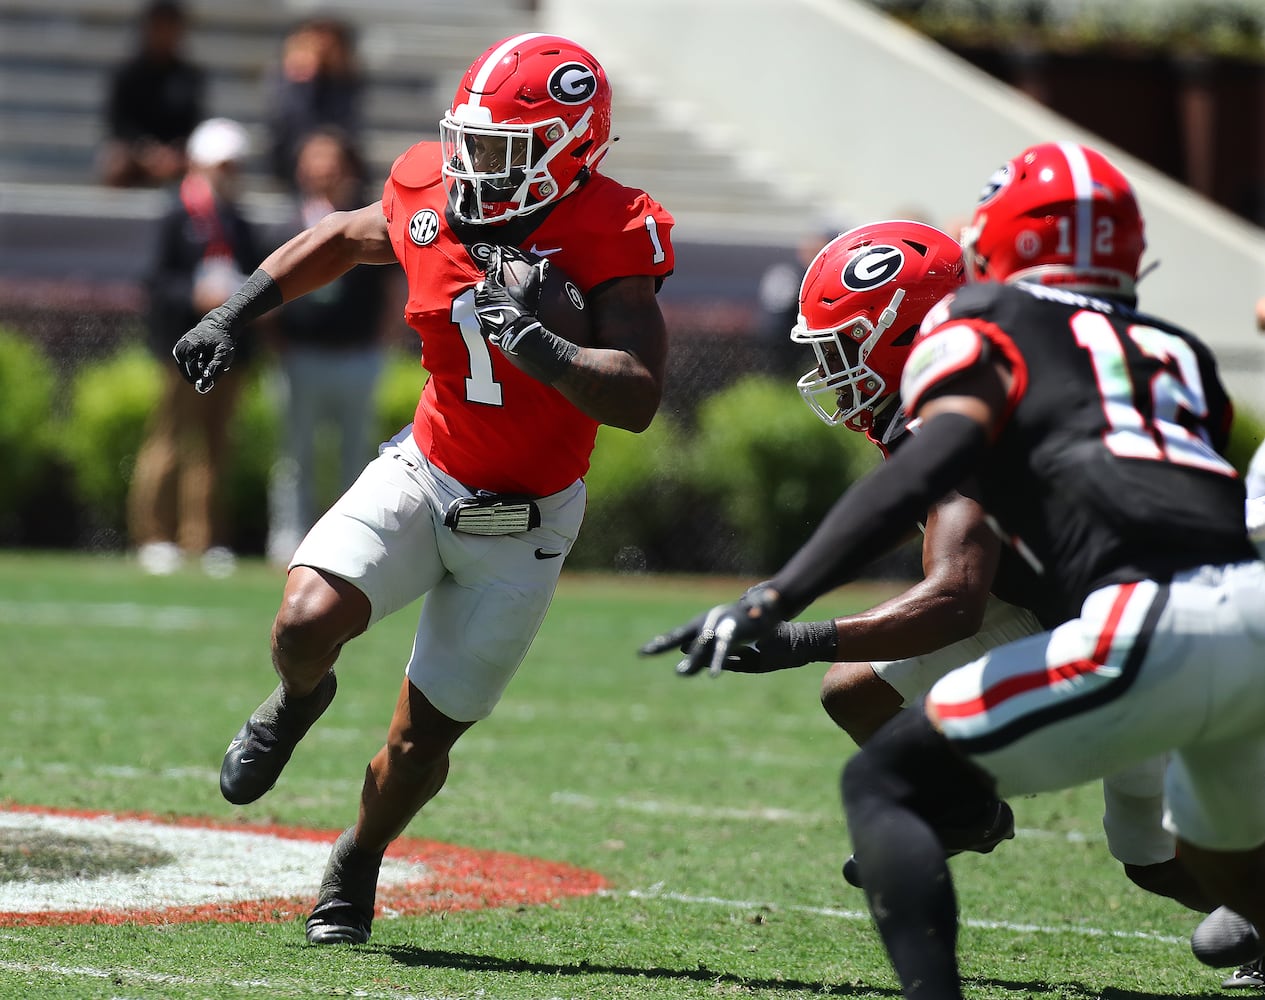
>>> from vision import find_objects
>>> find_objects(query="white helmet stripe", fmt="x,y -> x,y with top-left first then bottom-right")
1057,141 -> 1094,270
467,33 -> 549,110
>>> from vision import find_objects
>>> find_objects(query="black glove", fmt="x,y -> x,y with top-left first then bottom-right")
721,619 -> 839,673
473,245 -> 546,352
172,268 -> 281,394
172,306 -> 237,394
473,246 -> 577,383
639,583 -> 785,677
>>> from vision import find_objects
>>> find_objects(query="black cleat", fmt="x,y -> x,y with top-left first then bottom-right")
219,671 -> 337,805
306,827 -> 383,945
938,798 -> 1016,857
843,799 -> 1015,890
305,898 -> 373,945
842,854 -> 863,889
1223,957 -> 1265,989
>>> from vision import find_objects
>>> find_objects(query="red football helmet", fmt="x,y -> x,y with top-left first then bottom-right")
961,142 -> 1146,298
440,33 -> 613,224
793,220 -> 965,431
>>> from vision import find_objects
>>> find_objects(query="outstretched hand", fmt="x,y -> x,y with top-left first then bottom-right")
639,584 -> 785,677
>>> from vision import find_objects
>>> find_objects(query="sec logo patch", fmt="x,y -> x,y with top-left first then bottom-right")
409,209 -> 440,246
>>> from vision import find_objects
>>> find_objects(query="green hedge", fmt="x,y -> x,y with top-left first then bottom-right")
1227,404 -> 1265,478
32,342 -> 886,572
0,330 -> 60,540
374,350 -> 427,445
41,346 -> 422,552
568,416 -> 694,572
682,374 -> 880,572
874,0 -> 1265,57
58,344 -> 163,540
7,327 -> 1261,573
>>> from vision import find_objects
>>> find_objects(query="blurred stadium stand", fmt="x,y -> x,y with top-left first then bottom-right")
0,0 -> 1261,407
0,0 -> 821,350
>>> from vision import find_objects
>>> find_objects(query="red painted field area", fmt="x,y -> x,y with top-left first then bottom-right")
0,805 -> 607,927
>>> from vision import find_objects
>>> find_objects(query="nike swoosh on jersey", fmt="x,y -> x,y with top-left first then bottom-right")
534,548 -> 563,559
529,244 -> 563,257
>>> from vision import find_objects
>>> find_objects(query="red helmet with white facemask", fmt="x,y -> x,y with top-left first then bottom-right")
440,33 -> 613,224
793,220 -> 965,432
961,142 -> 1146,299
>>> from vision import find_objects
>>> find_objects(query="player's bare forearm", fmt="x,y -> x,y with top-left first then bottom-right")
551,276 -> 667,431
550,345 -> 661,430
820,490 -> 999,661
260,203 -> 397,303
827,579 -> 985,662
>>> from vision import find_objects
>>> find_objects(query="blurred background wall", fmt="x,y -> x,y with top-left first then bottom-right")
0,0 -> 1261,567
542,0 -> 1265,401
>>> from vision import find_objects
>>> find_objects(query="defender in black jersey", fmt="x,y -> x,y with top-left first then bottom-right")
707,219 -> 1215,913
642,143 -> 1265,1000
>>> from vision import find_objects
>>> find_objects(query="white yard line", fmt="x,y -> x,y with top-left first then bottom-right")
550,790 -> 1104,843
0,600 -> 243,631
616,886 -> 1187,946
0,960 -> 458,1000
550,790 -> 817,824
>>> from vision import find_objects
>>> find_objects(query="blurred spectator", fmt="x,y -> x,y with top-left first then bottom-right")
265,17 -> 365,189
128,119 -> 265,576
756,222 -> 841,373
266,127 -> 393,567
99,0 -> 205,188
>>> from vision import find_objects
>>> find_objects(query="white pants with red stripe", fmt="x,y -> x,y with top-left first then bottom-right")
928,560 -> 1265,852
876,595 -> 1174,865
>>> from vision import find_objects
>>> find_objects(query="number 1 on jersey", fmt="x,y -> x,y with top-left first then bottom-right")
453,289 -> 503,406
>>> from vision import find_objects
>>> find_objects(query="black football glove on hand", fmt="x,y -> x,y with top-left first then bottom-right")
473,245 -> 578,384
172,269 -> 281,393
639,583 -> 787,677
721,619 -> 839,673
173,307 -> 237,394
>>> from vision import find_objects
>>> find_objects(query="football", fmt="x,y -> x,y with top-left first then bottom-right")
497,251 -> 594,347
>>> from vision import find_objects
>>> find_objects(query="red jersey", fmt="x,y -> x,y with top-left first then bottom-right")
381,141 -> 675,496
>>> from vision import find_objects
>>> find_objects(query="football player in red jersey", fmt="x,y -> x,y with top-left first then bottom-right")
644,143 -> 1265,999
173,33 -> 674,945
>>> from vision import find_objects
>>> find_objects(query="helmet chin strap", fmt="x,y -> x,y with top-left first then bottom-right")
530,107 -> 594,175
874,288 -> 906,340
514,106 -> 597,207
959,217 -> 985,281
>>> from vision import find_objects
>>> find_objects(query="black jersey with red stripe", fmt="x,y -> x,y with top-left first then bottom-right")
902,281 -> 1252,622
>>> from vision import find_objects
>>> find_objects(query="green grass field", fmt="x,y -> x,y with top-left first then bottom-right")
0,552 -> 1229,999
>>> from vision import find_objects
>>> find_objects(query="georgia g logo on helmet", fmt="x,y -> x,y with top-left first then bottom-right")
842,246 -> 905,291
977,162 -> 1012,206
548,62 -> 598,104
